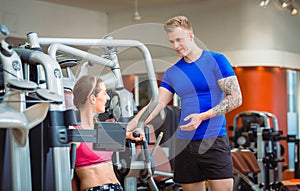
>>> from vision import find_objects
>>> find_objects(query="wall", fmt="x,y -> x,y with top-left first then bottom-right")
226,66 -> 288,165
0,0 -> 108,38
229,67 -> 287,130
2,0 -> 300,72
105,0 -> 300,74
1,0 -> 299,54
240,0 -> 300,53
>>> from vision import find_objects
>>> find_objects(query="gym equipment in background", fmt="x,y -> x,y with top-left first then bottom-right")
229,111 -> 298,191
232,149 -> 264,191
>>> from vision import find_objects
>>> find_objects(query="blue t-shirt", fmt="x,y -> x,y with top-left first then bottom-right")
160,50 -> 235,140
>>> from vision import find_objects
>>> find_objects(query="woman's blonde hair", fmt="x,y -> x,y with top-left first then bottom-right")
73,75 -> 103,109
164,15 -> 193,32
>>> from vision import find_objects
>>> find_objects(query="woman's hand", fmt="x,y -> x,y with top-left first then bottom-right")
126,128 -> 145,141
105,118 -> 115,122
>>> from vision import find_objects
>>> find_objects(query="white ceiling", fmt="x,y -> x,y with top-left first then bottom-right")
38,0 -> 300,14
38,0 -> 206,13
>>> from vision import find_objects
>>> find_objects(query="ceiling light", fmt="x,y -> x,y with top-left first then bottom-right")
260,0 -> 271,7
133,0 -> 141,21
289,5 -> 298,15
279,0 -> 290,8
133,11 -> 141,20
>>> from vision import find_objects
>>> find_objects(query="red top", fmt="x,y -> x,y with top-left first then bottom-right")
74,125 -> 113,168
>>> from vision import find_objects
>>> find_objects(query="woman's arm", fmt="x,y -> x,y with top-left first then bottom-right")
71,171 -> 80,191
127,87 -> 174,132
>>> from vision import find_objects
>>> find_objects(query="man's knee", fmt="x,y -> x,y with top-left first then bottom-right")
208,178 -> 233,191
181,181 -> 206,191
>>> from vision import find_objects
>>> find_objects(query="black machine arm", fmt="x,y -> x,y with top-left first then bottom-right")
66,122 -> 127,152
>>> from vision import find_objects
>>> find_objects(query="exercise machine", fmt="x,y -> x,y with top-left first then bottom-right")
32,34 -> 163,190
112,124 -> 177,191
232,149 -> 264,191
0,24 -> 62,191
230,111 -> 294,191
1,25 -> 175,190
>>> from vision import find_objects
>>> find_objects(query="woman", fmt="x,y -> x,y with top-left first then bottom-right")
72,75 -> 141,191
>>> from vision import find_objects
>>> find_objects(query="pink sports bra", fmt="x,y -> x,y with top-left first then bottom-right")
74,125 -> 113,168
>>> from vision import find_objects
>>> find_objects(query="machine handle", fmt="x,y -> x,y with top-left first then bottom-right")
150,132 -> 163,157
70,143 -> 77,179
132,131 -> 140,138
0,24 -> 9,37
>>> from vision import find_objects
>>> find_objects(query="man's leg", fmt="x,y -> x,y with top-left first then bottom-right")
208,178 -> 233,191
181,181 -> 206,191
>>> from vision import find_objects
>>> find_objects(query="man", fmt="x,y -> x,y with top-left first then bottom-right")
128,16 -> 242,191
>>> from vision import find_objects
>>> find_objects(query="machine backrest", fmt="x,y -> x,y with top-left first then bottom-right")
231,149 -> 261,175
231,150 -> 251,174
240,149 -> 261,174
64,90 -> 76,110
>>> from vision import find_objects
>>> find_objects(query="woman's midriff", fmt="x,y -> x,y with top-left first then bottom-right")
75,162 -> 120,191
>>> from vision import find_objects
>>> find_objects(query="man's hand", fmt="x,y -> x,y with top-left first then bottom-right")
180,113 -> 208,131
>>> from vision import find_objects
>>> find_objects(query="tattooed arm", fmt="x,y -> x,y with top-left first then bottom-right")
180,76 -> 242,131
212,76 -> 242,116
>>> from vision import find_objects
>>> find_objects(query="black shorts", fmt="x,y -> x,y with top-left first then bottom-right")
85,183 -> 123,191
174,136 -> 233,183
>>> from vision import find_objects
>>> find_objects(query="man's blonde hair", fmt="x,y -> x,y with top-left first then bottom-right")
164,16 -> 193,32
